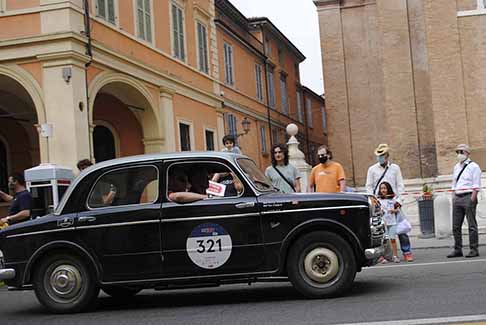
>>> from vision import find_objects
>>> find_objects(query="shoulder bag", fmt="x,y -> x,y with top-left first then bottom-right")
273,166 -> 296,192
373,165 -> 389,195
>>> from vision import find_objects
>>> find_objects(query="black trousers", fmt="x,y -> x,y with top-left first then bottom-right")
452,193 -> 479,252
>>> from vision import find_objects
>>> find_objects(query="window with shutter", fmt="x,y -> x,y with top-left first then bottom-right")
224,43 -> 234,85
306,98 -> 313,128
280,75 -> 288,115
136,0 -> 152,42
267,69 -> 276,108
255,64 -> 263,101
296,91 -> 303,123
172,3 -> 185,60
320,106 -> 327,133
96,0 -> 116,24
260,126 -> 267,154
197,22 -> 209,73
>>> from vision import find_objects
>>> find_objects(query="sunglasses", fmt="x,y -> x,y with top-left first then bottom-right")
456,150 -> 466,154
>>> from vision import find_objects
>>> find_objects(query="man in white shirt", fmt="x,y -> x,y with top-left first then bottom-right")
447,144 -> 482,258
365,144 -> 413,262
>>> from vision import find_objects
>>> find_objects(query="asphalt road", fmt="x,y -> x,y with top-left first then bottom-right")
1,247 -> 486,325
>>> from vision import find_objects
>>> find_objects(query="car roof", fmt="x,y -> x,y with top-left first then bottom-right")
80,151 -> 245,174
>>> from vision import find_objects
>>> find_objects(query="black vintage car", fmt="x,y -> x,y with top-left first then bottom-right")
0,152 -> 385,313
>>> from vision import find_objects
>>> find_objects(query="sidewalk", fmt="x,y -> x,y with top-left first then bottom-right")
410,232 -> 486,250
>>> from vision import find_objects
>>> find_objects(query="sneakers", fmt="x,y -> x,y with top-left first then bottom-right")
465,251 -> 479,258
392,256 -> 400,263
378,256 -> 388,264
403,252 -> 414,262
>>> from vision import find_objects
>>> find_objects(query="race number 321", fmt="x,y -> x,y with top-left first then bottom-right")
196,238 -> 222,253
187,223 -> 232,269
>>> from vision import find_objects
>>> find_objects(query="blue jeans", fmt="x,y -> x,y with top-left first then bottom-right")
398,233 -> 411,254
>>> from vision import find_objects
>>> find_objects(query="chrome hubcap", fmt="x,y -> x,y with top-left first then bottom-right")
304,248 -> 339,283
48,264 -> 82,301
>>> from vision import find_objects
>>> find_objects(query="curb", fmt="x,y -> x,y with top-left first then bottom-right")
412,243 -> 486,250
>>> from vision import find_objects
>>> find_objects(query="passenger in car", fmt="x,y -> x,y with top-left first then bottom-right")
167,167 -> 208,203
211,172 -> 243,196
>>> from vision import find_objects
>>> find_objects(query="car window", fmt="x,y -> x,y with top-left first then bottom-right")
88,165 -> 159,209
166,161 -> 244,202
237,158 -> 275,192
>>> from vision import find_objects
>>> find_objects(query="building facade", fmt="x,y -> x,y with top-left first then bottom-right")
0,0 -> 327,199
315,0 -> 486,186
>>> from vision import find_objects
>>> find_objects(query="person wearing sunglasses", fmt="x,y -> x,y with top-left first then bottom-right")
264,144 -> 301,193
447,144 -> 482,258
308,145 -> 346,193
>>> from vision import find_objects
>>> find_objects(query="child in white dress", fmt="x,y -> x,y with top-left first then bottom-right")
378,182 -> 400,263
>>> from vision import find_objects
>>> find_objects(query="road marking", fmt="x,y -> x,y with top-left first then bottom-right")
365,258 -> 486,270
336,314 -> 486,325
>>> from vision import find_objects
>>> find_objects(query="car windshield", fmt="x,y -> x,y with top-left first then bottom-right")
237,158 -> 275,192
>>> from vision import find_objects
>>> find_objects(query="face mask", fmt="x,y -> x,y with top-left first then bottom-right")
319,155 -> 328,164
377,155 -> 386,165
457,154 -> 467,163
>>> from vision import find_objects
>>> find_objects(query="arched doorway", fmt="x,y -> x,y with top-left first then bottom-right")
93,125 -> 117,162
0,139 -> 8,192
0,74 -> 40,173
89,73 -> 162,162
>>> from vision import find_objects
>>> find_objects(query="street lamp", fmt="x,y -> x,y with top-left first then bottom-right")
237,117 -> 251,137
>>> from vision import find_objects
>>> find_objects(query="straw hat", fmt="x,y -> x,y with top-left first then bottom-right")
374,144 -> 390,156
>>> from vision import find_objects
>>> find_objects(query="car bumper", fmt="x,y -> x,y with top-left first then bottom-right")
365,246 -> 385,261
0,268 -> 15,281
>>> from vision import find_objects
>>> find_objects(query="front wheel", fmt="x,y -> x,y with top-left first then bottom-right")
287,231 -> 357,298
33,253 -> 99,313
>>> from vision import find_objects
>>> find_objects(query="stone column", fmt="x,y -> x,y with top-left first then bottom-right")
286,124 -> 311,193
422,0 -> 468,174
159,90 -> 176,152
376,0 -> 421,178
40,54 -> 91,170
143,138 -> 165,154
314,1 -> 354,184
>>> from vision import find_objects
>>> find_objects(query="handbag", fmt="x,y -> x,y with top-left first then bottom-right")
396,215 -> 412,235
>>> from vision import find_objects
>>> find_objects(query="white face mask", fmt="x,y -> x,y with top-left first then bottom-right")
457,154 -> 467,163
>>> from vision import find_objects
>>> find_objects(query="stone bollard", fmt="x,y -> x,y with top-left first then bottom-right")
286,124 -> 312,193
434,192 -> 452,239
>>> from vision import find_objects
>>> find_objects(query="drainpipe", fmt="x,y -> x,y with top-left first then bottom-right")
260,25 -> 273,147
83,0 -> 94,161
302,90 -> 311,162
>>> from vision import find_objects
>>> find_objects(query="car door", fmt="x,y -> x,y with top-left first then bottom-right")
75,163 -> 163,282
160,159 -> 265,278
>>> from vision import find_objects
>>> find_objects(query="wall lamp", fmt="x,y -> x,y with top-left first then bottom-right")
237,117 -> 251,137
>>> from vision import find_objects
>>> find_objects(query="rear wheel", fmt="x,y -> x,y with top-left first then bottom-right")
33,253 -> 99,313
287,231 -> 357,298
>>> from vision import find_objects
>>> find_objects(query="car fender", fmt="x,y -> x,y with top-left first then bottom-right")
23,240 -> 102,285
279,218 -> 364,272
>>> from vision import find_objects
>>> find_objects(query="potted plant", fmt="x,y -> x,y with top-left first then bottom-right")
421,184 -> 433,200
418,183 -> 435,237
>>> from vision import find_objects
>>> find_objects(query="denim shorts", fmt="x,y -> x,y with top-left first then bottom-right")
386,224 -> 397,238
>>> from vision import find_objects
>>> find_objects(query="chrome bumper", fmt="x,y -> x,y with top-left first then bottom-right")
0,268 -> 15,281
365,246 -> 385,260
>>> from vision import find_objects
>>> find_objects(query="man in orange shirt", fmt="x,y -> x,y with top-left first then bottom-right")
309,145 -> 346,193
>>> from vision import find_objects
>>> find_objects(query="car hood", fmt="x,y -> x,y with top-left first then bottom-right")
257,191 -> 370,211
